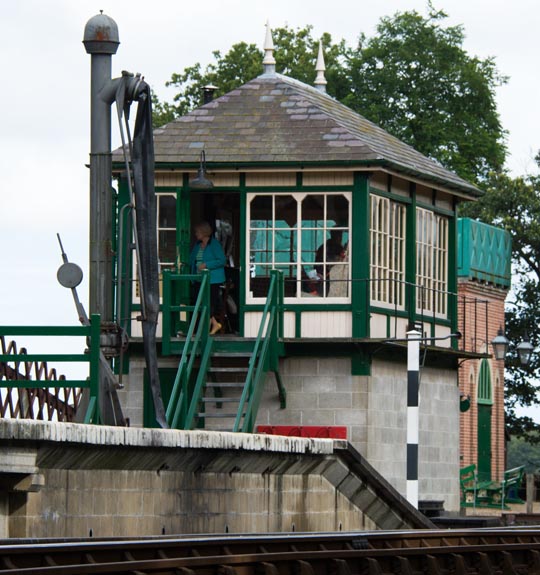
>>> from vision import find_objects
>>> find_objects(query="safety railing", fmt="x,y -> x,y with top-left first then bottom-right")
0,315 -> 102,424
234,269 -> 283,433
319,275 -> 489,350
163,270 -> 212,429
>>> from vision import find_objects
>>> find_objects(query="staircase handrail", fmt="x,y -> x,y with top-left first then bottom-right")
0,315 -> 102,423
165,270 -> 211,428
234,269 -> 283,432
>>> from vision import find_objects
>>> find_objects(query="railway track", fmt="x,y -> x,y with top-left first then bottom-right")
1,528 -> 540,574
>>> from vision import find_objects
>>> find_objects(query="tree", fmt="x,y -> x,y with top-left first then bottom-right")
153,7 -> 507,185
462,169 -> 540,441
507,434 -> 540,473
343,5 -> 507,183
152,27 -> 351,127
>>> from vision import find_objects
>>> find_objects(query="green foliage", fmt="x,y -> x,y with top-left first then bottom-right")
344,5 -> 507,183
153,26 -> 350,127
152,7 -> 507,184
507,434 -> 540,472
271,28 -> 353,102
152,91 -> 177,128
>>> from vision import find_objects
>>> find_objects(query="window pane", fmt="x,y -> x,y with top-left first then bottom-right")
158,230 -> 176,263
250,264 -> 272,297
275,195 -> 297,227
327,194 -> 349,227
370,195 -> 405,307
158,195 -> 176,228
328,262 -> 349,297
274,228 -> 296,263
248,192 -> 350,300
275,263 -> 297,298
301,228 -> 326,264
301,194 -> 324,223
415,208 -> 448,316
250,195 -> 272,225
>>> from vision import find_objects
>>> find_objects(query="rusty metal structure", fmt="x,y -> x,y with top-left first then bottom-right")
0,336 -> 82,421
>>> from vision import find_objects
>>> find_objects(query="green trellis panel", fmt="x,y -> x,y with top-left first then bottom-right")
457,218 -> 511,288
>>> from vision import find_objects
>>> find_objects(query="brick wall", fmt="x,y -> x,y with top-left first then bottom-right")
457,278 -> 507,481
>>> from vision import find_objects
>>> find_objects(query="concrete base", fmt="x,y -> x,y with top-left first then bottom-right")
0,420 -> 432,538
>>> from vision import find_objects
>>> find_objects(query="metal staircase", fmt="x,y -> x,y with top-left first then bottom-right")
197,347 -> 252,431
162,269 -> 285,432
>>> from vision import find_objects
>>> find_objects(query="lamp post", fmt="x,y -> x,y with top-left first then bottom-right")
490,327 -> 533,367
491,327 -> 510,361
517,333 -> 534,367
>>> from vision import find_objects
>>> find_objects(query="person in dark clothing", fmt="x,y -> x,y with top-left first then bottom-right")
315,229 -> 344,274
189,221 -> 226,335
314,230 -> 345,297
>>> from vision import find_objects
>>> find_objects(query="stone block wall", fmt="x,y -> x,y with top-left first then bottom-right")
8,469 -> 374,538
119,349 -> 460,511
257,357 -> 369,453
0,421 -> 430,539
257,356 -> 460,510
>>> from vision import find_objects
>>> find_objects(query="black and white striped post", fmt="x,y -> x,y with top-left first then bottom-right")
406,328 -> 421,508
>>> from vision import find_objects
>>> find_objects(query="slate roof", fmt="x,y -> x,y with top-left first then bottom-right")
121,72 -> 481,197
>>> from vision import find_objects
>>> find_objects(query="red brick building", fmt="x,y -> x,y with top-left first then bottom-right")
457,218 -> 511,483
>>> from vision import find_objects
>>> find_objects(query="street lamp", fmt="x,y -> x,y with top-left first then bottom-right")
517,333 -> 534,367
491,327 -> 510,361
189,150 -> 213,190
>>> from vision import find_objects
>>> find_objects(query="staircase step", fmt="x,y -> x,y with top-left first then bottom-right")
202,397 -> 240,403
211,351 -> 252,358
205,382 -> 245,388
208,367 -> 249,373
198,412 -> 245,418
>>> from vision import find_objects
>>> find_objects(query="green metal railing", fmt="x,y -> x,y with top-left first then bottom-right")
163,270 -> 213,429
0,314 -> 102,424
234,269 -> 284,433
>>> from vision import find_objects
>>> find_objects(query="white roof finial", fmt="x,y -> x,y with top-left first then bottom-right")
314,40 -> 327,93
262,20 -> 276,75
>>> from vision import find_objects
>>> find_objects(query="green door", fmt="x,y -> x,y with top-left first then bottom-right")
477,359 -> 493,483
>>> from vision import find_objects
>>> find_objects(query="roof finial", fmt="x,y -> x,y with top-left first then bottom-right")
262,20 -> 276,75
314,40 -> 327,93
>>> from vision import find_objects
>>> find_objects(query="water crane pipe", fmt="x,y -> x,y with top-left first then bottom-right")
83,13 -> 167,428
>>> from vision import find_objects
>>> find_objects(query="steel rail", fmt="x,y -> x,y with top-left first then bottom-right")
1,529 -> 540,574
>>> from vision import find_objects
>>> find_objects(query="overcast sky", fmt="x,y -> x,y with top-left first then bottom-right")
1,0 -> 539,387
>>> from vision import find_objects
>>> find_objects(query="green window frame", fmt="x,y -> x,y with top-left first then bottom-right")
416,207 -> 449,317
247,192 -> 351,302
370,194 -> 406,308
477,359 -> 493,405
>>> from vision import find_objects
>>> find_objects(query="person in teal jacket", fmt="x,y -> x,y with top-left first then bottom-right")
190,221 -> 226,334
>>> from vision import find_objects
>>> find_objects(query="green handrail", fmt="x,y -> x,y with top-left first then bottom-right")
233,270 -> 284,433
164,270 -> 212,429
0,314 -> 102,424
